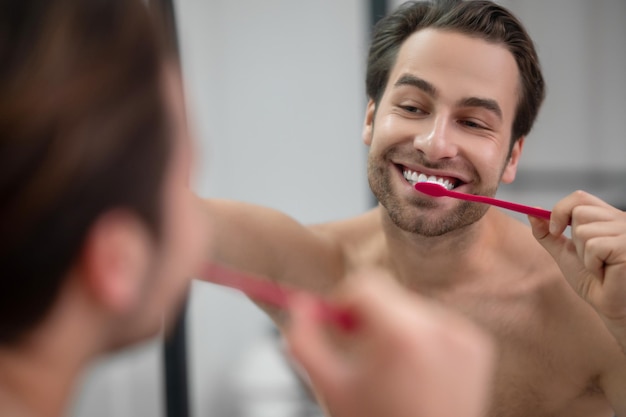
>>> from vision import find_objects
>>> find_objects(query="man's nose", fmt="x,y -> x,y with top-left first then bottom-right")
412,116 -> 458,160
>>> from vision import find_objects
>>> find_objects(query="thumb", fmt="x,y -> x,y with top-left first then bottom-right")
528,215 -> 569,261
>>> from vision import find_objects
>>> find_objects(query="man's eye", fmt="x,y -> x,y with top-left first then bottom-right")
401,105 -> 425,114
460,119 -> 486,129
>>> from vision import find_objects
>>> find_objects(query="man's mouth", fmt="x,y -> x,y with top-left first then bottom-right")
401,168 -> 459,190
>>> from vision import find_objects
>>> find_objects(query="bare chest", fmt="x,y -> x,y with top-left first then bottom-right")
443,292 -> 614,417
339,224 -> 616,416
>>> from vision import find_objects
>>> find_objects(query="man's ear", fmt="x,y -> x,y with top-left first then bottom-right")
501,136 -> 525,184
79,210 -> 153,314
362,99 -> 376,146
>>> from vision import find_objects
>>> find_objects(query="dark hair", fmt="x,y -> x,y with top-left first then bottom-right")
0,0 -> 172,344
366,0 -> 545,143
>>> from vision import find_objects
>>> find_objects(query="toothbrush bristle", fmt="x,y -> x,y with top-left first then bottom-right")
414,182 -> 448,197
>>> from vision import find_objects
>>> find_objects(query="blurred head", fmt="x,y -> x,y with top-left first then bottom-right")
0,0 -> 208,348
366,0 -> 545,147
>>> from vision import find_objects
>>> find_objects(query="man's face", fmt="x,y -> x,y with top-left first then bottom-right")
364,29 -> 524,236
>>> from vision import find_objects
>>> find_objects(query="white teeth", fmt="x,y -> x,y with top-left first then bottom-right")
402,169 -> 455,190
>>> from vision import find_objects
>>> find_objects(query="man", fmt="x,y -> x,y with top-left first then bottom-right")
0,1 -> 495,417
204,1 -> 626,415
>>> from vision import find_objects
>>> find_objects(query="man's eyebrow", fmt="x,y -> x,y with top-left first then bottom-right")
394,74 -> 437,97
458,97 -> 503,121
393,74 -> 503,121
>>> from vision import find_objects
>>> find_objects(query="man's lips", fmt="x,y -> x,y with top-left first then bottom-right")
396,164 -> 464,190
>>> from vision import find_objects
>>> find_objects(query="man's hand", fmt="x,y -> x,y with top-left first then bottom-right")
529,190 -> 626,342
284,270 -> 495,417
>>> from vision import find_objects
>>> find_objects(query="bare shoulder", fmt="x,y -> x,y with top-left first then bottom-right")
508,214 -> 626,372
486,212 -> 622,362
477,213 -> 624,415
310,207 -> 386,273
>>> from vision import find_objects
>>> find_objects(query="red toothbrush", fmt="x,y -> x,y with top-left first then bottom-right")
414,182 -> 555,221
202,263 -> 358,331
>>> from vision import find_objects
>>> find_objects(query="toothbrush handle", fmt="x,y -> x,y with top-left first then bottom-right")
467,194 -> 552,220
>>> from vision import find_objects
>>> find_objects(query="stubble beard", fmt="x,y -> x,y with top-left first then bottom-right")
367,155 -> 496,237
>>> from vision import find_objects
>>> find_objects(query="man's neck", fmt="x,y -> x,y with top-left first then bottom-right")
380,207 -> 505,292
0,335 -> 87,417
0,292 -> 101,417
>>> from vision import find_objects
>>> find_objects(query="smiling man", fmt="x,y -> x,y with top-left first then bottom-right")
204,0 -> 626,416
365,27 -> 522,238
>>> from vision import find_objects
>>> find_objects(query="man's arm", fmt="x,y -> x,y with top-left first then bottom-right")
528,190 -> 626,413
201,198 -> 345,302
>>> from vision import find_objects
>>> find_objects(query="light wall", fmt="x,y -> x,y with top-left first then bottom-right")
497,0 -> 626,215
174,1 -> 370,416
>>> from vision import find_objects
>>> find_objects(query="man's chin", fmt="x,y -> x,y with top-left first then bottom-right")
387,201 -> 488,237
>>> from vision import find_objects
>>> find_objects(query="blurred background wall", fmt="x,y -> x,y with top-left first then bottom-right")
70,1 -> 625,416
176,2 -> 370,416
492,0 -> 626,218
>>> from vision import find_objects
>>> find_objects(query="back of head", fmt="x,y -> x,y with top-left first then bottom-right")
0,0 -> 171,344
366,0 -> 545,142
